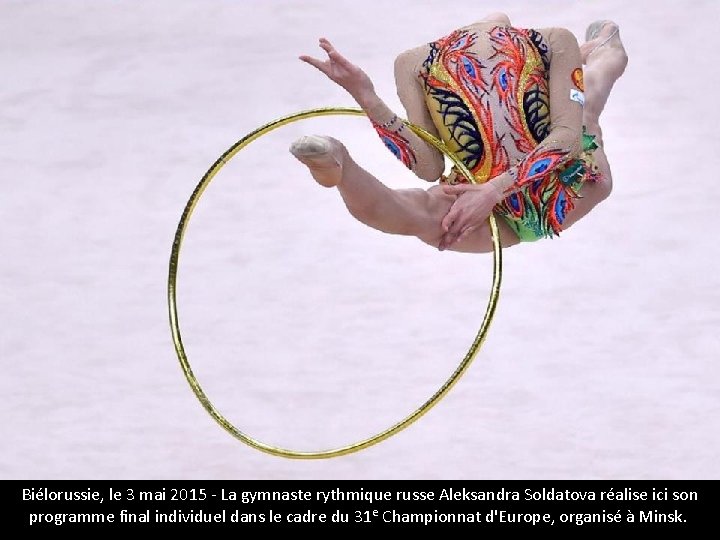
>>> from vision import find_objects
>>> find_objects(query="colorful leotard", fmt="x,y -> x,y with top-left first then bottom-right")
365,23 -> 602,241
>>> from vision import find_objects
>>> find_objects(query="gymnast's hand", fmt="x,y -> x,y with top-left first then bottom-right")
300,38 -> 376,105
438,183 -> 504,251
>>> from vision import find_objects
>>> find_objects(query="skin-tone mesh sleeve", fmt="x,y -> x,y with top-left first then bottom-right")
362,49 -> 445,182
490,28 -> 584,195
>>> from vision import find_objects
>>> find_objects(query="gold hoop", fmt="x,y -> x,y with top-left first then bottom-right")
167,107 -> 502,459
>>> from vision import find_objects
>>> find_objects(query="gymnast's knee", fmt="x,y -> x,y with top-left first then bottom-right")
580,175 -> 612,213
596,175 -> 613,202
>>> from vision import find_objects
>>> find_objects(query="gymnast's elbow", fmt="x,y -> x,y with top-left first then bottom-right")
413,166 -> 445,182
414,159 -> 445,182
552,124 -> 584,160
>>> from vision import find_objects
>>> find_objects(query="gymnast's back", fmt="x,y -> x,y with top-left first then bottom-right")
393,19 -> 584,184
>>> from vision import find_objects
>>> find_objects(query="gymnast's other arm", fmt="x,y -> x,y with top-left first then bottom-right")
300,39 -> 445,181
439,28 -> 585,249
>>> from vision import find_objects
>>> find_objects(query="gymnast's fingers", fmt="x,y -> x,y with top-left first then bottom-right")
318,38 -> 335,54
441,203 -> 460,233
319,38 -> 354,68
299,55 -> 328,72
438,231 -> 459,251
447,213 -> 468,238
457,225 -> 477,244
442,184 -> 468,195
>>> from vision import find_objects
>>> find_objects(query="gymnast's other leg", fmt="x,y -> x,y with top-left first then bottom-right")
562,20 -> 628,230
289,135 -> 453,241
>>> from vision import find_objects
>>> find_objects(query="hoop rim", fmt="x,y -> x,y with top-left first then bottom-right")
167,107 -> 502,459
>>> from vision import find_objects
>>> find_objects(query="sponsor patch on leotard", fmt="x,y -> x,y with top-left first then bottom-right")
570,88 -> 585,106
572,68 -> 585,91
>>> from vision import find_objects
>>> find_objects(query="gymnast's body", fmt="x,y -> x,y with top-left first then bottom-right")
291,13 -> 627,252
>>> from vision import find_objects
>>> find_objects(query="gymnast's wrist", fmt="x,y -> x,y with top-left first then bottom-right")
487,175 -> 511,202
354,91 -> 382,112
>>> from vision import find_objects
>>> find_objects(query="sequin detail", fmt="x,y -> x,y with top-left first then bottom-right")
371,121 -> 417,169
495,128 -> 602,240
421,25 -> 599,240
572,68 -> 585,91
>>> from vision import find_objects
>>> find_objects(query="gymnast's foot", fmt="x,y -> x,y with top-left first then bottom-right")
289,135 -> 346,188
580,20 -> 627,73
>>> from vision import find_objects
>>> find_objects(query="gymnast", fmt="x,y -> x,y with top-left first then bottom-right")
290,14 -> 627,252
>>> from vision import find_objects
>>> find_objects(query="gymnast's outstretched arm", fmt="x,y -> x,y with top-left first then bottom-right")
300,39 -> 445,181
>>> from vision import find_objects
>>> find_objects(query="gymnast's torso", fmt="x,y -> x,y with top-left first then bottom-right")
423,24 -> 552,182
392,23 -> 598,240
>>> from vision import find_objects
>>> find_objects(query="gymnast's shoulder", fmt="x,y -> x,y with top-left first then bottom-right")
393,44 -> 430,78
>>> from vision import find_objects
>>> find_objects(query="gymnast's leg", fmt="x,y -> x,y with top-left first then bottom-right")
562,21 -> 628,230
290,134 -> 524,252
289,135 -> 455,242
290,136 -> 520,251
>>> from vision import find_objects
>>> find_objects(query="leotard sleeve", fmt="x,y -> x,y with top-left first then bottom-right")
363,47 -> 445,182
492,28 -> 585,194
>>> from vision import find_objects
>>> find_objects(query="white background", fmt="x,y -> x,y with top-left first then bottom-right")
2,0 -> 719,479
